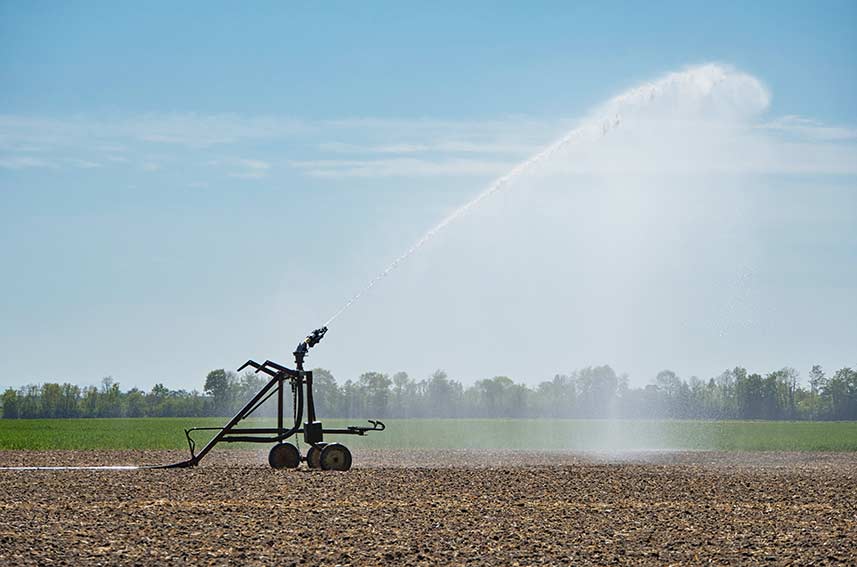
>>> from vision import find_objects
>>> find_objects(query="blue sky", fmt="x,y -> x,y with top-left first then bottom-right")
2,2 -> 856,120
1,1 -> 856,391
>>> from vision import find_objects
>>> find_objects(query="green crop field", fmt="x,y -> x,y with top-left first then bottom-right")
1,418 -> 856,452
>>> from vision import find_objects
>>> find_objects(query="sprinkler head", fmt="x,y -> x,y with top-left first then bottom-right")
305,326 -> 328,348
294,326 -> 328,370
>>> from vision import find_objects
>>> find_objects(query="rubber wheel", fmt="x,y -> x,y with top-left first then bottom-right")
268,443 -> 300,469
306,443 -> 328,469
319,443 -> 352,471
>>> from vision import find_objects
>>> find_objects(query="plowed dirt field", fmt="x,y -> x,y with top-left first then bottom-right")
1,450 -> 855,565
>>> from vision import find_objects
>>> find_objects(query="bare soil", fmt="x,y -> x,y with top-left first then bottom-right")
0,450 -> 855,566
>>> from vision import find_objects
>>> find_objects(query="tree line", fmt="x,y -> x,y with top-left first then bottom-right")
2,364 -> 856,420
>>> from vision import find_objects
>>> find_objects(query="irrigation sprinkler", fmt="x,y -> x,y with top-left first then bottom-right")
162,326 -> 385,470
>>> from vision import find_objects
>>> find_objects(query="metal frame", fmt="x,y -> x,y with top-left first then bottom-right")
162,327 -> 384,468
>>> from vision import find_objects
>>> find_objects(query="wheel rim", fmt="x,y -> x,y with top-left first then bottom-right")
268,443 -> 300,469
327,451 -> 345,468
320,443 -> 352,471
307,443 -> 327,469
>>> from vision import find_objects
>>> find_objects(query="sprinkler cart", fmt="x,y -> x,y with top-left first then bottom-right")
163,327 -> 384,470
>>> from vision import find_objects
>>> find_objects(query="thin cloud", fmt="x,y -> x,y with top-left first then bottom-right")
67,158 -> 102,169
318,140 -> 538,155
319,142 -> 430,154
0,113 -> 308,151
0,156 -> 56,169
209,156 -> 272,179
289,157 -> 511,178
321,115 -> 561,134
1,110 -> 855,180
761,115 -> 857,142
233,158 -> 270,170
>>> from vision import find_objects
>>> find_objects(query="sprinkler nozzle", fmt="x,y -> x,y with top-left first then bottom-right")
305,326 -> 328,348
293,326 -> 328,370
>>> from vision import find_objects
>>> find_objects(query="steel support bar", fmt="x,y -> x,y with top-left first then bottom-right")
185,373 -> 281,465
277,377 -> 283,434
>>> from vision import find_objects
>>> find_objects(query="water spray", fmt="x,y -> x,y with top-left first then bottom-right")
322,125 -> 596,327
321,64 -> 744,327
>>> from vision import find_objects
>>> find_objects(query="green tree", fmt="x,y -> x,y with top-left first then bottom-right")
358,372 -> 392,417
340,379 -> 362,418
424,370 -> 464,417
808,365 -> 828,419
147,383 -> 170,416
233,371 -> 266,414
204,369 -> 233,416
18,384 -> 42,418
58,384 -> 81,418
1,388 -> 18,419
826,367 -> 857,420
41,383 -> 61,418
126,388 -> 147,417
534,374 -> 575,418
576,366 -> 622,418
97,377 -> 122,418
655,370 -> 683,416
474,376 -> 520,417
79,385 -> 98,417
310,368 -> 343,419
390,371 -> 412,418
